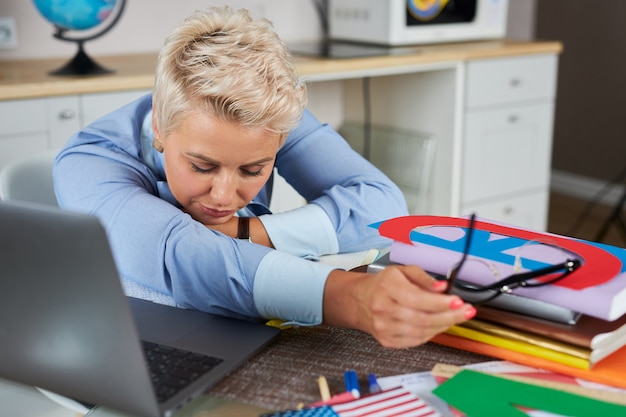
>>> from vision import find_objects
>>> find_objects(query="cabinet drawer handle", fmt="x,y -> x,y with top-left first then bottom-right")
510,78 -> 522,88
58,109 -> 76,120
503,206 -> 514,215
508,114 -> 519,124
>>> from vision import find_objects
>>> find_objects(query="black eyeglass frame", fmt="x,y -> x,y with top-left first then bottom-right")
445,213 -> 582,304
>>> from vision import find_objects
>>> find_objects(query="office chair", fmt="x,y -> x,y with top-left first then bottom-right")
0,151 -> 59,206
339,122 -> 437,214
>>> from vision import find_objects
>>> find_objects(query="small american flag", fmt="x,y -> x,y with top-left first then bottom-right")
261,386 -> 440,417
331,386 -> 441,417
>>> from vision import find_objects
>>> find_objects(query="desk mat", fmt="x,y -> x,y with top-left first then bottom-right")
208,325 -> 492,411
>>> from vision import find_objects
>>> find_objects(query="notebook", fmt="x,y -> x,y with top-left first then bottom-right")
0,200 -> 280,417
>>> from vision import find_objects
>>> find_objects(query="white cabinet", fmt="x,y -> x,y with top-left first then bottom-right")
0,89 -> 150,169
333,53 -> 558,230
0,99 -> 48,168
459,54 -> 558,230
0,49 -> 559,231
0,96 -> 80,167
47,95 -> 83,149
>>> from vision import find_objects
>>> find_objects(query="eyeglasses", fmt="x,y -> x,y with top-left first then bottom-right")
445,213 -> 582,305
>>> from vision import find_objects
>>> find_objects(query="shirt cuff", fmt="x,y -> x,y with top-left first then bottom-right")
258,204 -> 339,258
253,250 -> 338,325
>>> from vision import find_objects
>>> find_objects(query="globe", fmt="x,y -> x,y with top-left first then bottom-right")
33,0 -> 117,31
32,0 -> 126,76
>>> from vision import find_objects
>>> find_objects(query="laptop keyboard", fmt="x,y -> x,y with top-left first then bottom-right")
142,340 -> 223,403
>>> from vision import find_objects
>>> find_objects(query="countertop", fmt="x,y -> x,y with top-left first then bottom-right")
0,39 -> 562,101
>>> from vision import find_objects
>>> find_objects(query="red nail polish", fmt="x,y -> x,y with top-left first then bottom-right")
464,306 -> 477,319
449,298 -> 464,309
433,280 -> 447,290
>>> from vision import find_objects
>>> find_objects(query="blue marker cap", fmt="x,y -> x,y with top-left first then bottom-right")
368,373 -> 382,394
344,369 -> 360,398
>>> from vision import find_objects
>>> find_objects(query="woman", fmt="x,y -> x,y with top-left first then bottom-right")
54,6 -> 475,349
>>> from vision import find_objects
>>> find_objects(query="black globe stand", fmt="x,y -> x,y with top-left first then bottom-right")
50,41 -> 113,76
46,0 -> 126,77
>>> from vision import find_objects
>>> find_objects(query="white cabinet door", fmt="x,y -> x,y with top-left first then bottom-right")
47,96 -> 81,150
0,97 -> 80,167
0,134 -> 48,168
0,99 -> 48,167
466,54 -> 558,108
461,54 -> 558,231
461,190 -> 549,231
0,91 -> 150,169
0,99 -> 47,137
81,90 -> 150,126
462,101 -> 554,203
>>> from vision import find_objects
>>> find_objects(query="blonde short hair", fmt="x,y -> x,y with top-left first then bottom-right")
153,7 -> 307,139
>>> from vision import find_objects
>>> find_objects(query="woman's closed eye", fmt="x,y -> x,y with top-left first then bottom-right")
190,162 -> 264,177
241,166 -> 264,177
191,162 -> 216,174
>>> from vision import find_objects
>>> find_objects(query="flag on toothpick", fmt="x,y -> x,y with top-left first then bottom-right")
261,386 -> 440,417
331,386 -> 441,417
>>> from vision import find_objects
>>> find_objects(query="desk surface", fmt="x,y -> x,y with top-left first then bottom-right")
147,325 -> 492,416
4,324 -> 492,417
0,39 -> 562,101
206,324 -> 491,412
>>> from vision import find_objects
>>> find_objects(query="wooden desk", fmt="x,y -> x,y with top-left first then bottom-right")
0,40 -> 560,100
0,40 -> 562,230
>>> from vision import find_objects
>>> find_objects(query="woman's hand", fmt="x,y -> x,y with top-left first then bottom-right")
322,265 -> 475,349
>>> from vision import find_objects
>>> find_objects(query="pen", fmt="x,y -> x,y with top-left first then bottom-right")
317,375 -> 331,402
368,373 -> 382,394
344,369 -> 360,398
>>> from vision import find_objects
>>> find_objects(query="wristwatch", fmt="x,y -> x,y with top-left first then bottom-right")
237,217 -> 252,242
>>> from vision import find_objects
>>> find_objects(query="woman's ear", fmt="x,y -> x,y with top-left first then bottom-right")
278,133 -> 287,148
153,139 -> 164,153
152,109 -> 164,153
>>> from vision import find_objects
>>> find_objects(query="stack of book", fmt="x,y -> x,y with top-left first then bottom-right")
372,215 -> 626,388
438,305 -> 626,372
431,322 -> 626,389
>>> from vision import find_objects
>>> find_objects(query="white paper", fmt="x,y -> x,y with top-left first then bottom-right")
318,249 -> 380,270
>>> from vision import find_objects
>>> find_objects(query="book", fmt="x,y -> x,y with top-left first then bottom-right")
476,305 -> 626,366
432,365 -> 626,417
373,215 -> 626,321
431,362 -> 626,407
376,361 -> 626,417
432,361 -> 626,417
447,319 -> 598,369
430,332 -> 626,389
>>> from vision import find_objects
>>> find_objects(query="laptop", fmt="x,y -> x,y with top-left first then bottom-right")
0,200 -> 280,417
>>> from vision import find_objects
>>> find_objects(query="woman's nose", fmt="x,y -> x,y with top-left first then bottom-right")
209,173 -> 237,205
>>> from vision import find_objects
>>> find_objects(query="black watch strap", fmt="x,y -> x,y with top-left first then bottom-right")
237,217 -> 251,242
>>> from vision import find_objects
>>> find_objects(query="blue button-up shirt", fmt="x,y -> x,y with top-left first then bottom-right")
53,94 -> 408,324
